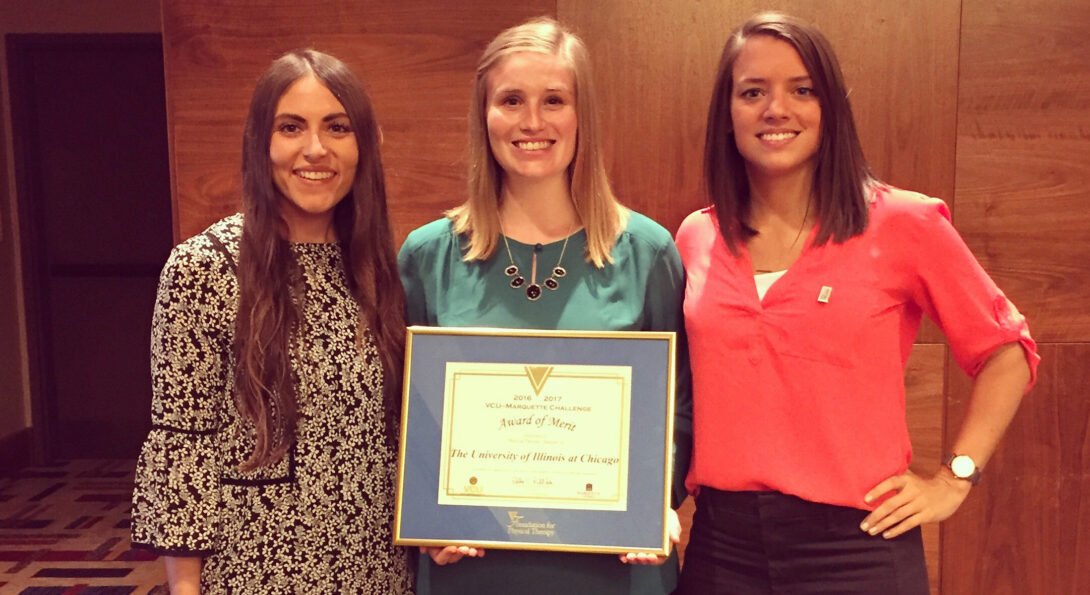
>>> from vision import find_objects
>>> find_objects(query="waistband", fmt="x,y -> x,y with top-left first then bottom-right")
697,487 -> 867,520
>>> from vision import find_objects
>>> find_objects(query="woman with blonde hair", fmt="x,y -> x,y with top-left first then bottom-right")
399,17 -> 691,595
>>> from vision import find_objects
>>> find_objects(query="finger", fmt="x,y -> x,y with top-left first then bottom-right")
861,489 -> 912,532
864,474 -> 907,505
882,511 -> 925,539
622,551 -> 667,565
867,500 -> 919,536
667,509 -> 682,543
861,477 -> 920,531
433,546 -> 465,565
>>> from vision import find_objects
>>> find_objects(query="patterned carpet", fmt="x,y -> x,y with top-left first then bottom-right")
0,460 -> 166,594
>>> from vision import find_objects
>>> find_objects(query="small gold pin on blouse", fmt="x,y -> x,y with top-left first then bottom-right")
818,285 -> 833,303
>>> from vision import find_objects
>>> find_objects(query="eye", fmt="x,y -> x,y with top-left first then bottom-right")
500,94 -> 521,107
795,86 -> 815,97
276,122 -> 302,134
738,87 -> 762,100
328,121 -> 354,135
545,95 -> 566,106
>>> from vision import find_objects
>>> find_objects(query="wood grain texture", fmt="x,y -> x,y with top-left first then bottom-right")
943,344 -> 1090,595
161,0 -> 555,242
905,344 -> 946,595
954,0 -> 1090,342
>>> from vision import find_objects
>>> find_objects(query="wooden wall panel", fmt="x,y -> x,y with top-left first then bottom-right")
905,344 -> 946,595
943,344 -> 1090,595
949,1 -> 1090,593
954,0 -> 1090,342
161,0 -> 555,243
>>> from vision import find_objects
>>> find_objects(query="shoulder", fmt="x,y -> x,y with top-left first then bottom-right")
674,207 -> 717,248
869,185 -> 951,228
400,218 -> 458,257
160,214 -> 242,288
619,209 -> 674,252
398,218 -> 462,279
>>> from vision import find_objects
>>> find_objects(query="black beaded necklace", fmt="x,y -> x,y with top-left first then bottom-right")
500,227 -> 571,301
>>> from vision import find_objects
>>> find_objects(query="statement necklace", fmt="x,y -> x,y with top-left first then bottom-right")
500,224 -> 572,301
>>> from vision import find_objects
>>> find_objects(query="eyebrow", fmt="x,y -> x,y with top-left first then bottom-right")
273,112 -> 350,122
492,85 -> 573,95
736,75 -> 813,85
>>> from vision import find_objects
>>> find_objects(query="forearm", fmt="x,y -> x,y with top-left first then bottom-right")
949,342 -> 1032,469
164,556 -> 202,595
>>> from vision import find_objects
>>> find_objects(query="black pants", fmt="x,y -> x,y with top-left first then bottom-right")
677,489 -> 929,594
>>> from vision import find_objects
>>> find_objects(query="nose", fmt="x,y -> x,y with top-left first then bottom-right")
303,131 -> 328,160
763,89 -> 788,120
520,103 -> 545,132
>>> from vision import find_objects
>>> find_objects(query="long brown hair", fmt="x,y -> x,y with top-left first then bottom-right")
705,12 -> 872,254
235,49 -> 405,470
448,17 -> 627,268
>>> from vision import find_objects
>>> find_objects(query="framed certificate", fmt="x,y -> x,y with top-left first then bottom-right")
394,326 -> 677,555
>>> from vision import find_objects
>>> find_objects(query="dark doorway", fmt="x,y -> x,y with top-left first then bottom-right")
7,34 -> 172,460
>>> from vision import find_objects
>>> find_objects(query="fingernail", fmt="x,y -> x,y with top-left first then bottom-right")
864,495 -> 873,504
868,527 -> 879,535
859,522 -> 869,531
883,531 -> 892,539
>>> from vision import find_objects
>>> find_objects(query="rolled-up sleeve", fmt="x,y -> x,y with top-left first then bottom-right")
907,197 -> 1040,388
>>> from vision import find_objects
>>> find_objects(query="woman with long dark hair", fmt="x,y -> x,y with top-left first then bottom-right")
398,17 -> 691,595
675,12 -> 1039,593
131,49 -> 412,593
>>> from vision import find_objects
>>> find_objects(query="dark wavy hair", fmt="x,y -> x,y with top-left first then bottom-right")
235,49 -> 405,470
705,12 -> 873,254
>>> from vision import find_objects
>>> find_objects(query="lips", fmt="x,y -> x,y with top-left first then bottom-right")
294,169 -> 336,181
513,140 -> 554,151
758,131 -> 799,141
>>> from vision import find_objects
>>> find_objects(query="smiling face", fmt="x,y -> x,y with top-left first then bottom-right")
730,35 -> 822,182
485,51 -> 578,186
269,73 -> 359,239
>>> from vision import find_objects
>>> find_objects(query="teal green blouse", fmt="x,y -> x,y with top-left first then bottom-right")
398,211 -> 693,595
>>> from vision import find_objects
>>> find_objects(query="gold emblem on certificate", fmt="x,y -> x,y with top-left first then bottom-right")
437,362 -> 632,511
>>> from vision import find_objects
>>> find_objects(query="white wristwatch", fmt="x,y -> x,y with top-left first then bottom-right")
944,453 -> 982,486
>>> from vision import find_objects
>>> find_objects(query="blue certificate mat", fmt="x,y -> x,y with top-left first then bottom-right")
394,326 -> 676,554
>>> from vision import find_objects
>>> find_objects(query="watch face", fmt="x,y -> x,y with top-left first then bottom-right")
951,455 -> 976,478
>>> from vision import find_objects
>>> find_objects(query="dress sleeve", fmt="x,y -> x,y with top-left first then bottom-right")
643,240 -> 693,508
903,198 -> 1040,388
130,243 -> 230,556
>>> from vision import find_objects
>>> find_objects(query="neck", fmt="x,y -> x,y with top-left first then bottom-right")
499,175 -> 580,243
281,212 -> 336,243
746,165 -> 815,229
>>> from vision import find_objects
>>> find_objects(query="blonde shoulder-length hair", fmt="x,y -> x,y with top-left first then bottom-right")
447,17 -> 627,268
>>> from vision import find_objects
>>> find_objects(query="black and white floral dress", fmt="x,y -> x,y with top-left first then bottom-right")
131,214 -> 413,594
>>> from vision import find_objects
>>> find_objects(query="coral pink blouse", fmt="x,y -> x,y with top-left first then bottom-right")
675,186 -> 1039,509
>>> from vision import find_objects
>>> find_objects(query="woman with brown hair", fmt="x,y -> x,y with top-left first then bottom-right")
130,49 -> 412,593
675,12 -> 1039,593
398,16 -> 690,595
